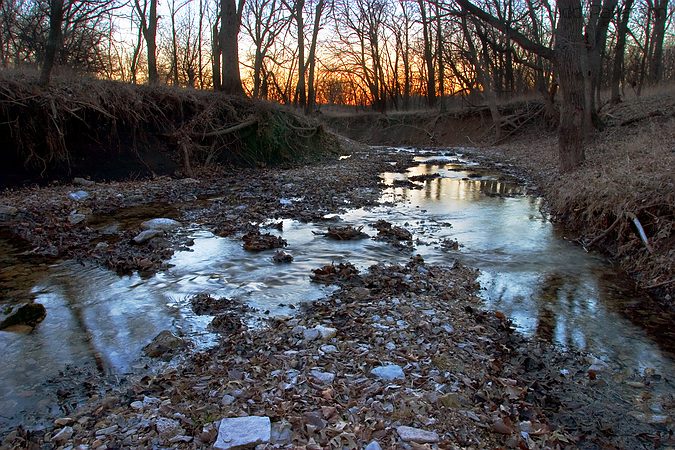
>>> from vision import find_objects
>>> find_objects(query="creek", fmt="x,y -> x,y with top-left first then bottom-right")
0,148 -> 672,434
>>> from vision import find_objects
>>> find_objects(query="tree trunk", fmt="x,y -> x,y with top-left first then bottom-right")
39,0 -> 64,86
219,0 -> 243,95
295,0 -> 306,108
305,0 -> 325,114
212,20 -> 221,90
648,0 -> 667,83
146,0 -> 159,84
555,0 -> 586,171
610,0 -> 634,103
418,0 -> 436,108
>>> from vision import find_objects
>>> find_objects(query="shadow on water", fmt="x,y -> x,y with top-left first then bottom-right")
0,148 -> 672,433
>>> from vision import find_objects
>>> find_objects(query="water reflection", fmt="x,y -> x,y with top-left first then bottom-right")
0,152 -> 673,433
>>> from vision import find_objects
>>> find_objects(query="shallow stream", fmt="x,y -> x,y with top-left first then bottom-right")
1,148 -> 672,433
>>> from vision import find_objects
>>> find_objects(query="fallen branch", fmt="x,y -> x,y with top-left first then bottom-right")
197,118 -> 258,139
645,278 -> 675,289
584,214 -> 623,251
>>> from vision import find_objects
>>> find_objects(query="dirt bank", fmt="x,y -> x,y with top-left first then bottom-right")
0,72 -> 336,187
326,88 -> 675,302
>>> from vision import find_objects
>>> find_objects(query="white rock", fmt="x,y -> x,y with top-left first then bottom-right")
385,342 -> 396,351
68,190 -> 90,201
310,370 -> 335,385
141,218 -> 182,231
156,417 -> 181,437
371,364 -> 405,381
364,441 -> 382,450
54,417 -> 74,426
396,426 -> 439,443
320,344 -> 338,354
143,396 -> 161,406
130,401 -> 144,410
214,416 -> 271,450
303,328 -> 320,342
221,394 -> 236,406
52,426 -> 74,445
315,325 -> 337,339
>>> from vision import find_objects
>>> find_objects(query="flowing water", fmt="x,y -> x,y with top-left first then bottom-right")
0,149 -> 672,433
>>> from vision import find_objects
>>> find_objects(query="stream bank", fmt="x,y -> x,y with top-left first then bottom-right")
1,146 -> 673,448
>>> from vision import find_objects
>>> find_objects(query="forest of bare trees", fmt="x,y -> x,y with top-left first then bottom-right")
0,0 -> 673,167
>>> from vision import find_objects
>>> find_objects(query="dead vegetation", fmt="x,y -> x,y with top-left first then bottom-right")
0,71 -> 337,186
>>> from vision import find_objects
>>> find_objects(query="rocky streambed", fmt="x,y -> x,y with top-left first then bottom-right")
0,147 -> 673,449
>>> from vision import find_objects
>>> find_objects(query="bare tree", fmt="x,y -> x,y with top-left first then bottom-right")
219,0 -> 244,94
134,0 -> 159,84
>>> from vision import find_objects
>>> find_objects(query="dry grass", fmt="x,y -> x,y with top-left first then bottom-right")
483,87 -> 675,299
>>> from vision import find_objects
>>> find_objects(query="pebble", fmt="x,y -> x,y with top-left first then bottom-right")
155,417 -> 181,437
52,426 -> 74,445
365,441 -> 383,450
68,190 -> 90,201
396,425 -> 440,443
95,424 -> 118,436
0,205 -> 18,217
214,416 -> 271,450
54,417 -> 75,426
130,401 -> 144,410
371,364 -> 405,381
303,328 -> 321,342
132,229 -> 164,244
315,325 -> 337,339
141,218 -> 182,231
320,344 -> 338,354
310,369 -> 335,384
221,394 -> 235,406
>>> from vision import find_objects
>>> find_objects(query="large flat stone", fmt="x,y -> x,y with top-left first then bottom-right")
370,364 -> 405,381
214,416 -> 271,449
141,218 -> 182,231
396,425 -> 439,443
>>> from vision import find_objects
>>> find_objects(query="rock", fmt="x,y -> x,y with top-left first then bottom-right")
303,328 -> 321,342
73,177 -> 95,186
214,416 -> 271,450
141,218 -> 182,231
54,417 -> 74,426
396,426 -> 439,444
132,229 -> 164,244
94,242 -> 109,251
169,435 -> 193,443
370,364 -> 405,381
365,441 -> 383,450
156,417 -> 181,437
68,212 -> 86,224
315,325 -> 337,339
68,190 -> 90,201
142,330 -> 184,358
95,424 -> 118,436
385,342 -> 396,351
320,344 -> 338,354
221,394 -> 235,406
303,411 -> 327,430
273,250 -> 294,263
270,421 -> 292,445
143,395 -> 161,406
52,426 -> 74,445
130,401 -> 144,410
310,370 -> 335,385
0,303 -> 46,330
